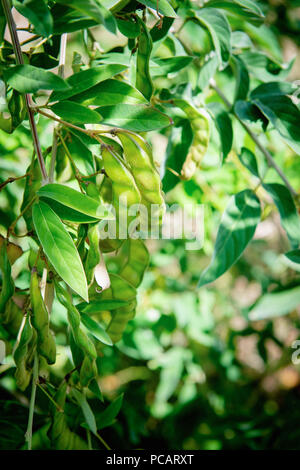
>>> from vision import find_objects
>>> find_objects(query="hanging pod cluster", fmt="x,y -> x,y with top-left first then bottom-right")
100,130 -> 165,252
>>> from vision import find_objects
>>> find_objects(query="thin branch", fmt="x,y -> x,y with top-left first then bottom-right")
25,353 -> 39,450
0,173 -> 28,192
49,33 -> 67,182
209,78 -> 297,197
2,0 -> 48,183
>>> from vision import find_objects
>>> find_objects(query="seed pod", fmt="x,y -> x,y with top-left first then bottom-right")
0,242 -> 14,315
30,270 -> 56,365
136,16 -> 154,101
100,145 -> 142,251
13,314 -> 35,391
117,132 -> 165,227
173,99 -> 210,180
93,273 -> 137,344
120,239 -> 149,288
55,283 -> 97,387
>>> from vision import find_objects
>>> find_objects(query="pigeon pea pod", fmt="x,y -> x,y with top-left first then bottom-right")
173,99 -> 210,180
120,239 -> 150,288
13,314 -> 36,391
55,283 -> 97,387
116,132 -> 165,226
30,269 -> 56,365
94,273 -> 137,344
0,242 -> 14,314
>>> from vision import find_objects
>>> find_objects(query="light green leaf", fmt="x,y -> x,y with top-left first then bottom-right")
249,285 -> 300,321
3,65 -> 69,93
50,64 -> 127,102
96,104 -> 172,132
13,0 -> 53,37
71,79 -> 147,106
196,8 -> 231,69
50,101 -> 102,124
80,313 -> 113,346
198,189 -> 261,287
32,201 -> 88,301
205,0 -> 264,24
263,183 -> 300,249
37,184 -> 114,220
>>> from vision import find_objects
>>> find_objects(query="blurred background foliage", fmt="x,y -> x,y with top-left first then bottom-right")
0,0 -> 300,450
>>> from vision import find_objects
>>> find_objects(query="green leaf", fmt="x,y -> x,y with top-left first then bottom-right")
138,0 -> 176,17
32,201 -> 88,301
198,189 -> 261,287
70,79 -> 147,106
262,183 -> 300,249
72,389 -> 98,436
96,394 -> 124,430
205,0 -> 264,24
116,17 -> 140,38
207,102 -> 233,161
80,313 -> 113,346
249,83 -> 300,154
56,0 -> 116,33
196,8 -> 231,69
240,51 -> 294,83
238,147 -> 259,178
150,57 -> 193,77
284,250 -> 300,265
96,104 -> 172,132
77,299 -> 129,313
50,64 -> 127,102
39,198 -> 100,224
50,101 -> 102,124
162,119 -> 193,193
37,184 -> 114,220
13,0 -> 53,37
248,285 -> 300,321
231,55 -> 249,102
3,65 -> 69,93
198,54 -> 218,90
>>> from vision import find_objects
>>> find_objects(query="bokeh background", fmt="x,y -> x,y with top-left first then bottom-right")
1,0 -> 300,450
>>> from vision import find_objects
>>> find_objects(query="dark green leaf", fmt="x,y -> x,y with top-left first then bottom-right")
162,119 -> 193,193
207,102 -> 233,161
72,389 -> 98,435
77,299 -> 129,313
198,190 -> 261,287
284,250 -> 300,265
13,0 -> 53,37
238,147 -> 259,177
80,313 -> 113,346
96,394 -> 124,430
263,183 -> 300,249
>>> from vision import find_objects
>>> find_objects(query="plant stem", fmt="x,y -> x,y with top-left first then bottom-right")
0,173 -> 28,192
49,33 -> 67,182
1,0 -> 48,183
209,79 -> 297,197
25,353 -> 39,450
